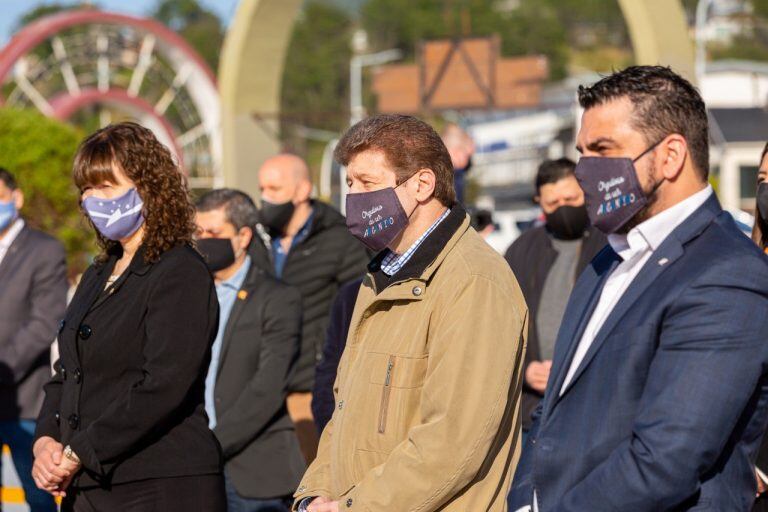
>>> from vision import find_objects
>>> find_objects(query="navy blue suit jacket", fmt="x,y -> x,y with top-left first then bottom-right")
508,195 -> 768,511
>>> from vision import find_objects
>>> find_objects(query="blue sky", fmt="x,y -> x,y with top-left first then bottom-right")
0,0 -> 241,46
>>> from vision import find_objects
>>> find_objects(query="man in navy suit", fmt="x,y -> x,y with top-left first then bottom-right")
508,66 -> 768,511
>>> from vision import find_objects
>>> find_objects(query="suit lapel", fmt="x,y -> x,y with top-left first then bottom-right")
217,265 -> 258,371
545,247 -> 621,416
555,193 -> 723,400
0,226 -> 30,282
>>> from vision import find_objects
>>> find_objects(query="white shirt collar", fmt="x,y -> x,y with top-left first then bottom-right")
0,218 -> 25,249
607,185 -> 713,258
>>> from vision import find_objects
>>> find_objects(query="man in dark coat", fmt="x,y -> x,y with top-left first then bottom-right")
504,159 -> 606,433
196,189 -> 306,511
311,279 -> 362,434
251,154 -> 368,462
0,168 -> 66,512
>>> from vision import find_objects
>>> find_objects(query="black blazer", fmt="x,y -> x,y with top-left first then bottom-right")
213,262 -> 306,499
0,224 -> 67,420
504,225 -> 606,430
35,244 -> 222,487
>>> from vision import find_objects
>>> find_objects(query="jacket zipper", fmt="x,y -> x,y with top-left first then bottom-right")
378,356 -> 396,433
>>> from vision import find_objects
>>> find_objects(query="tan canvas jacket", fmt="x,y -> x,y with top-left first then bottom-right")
294,213 -> 528,512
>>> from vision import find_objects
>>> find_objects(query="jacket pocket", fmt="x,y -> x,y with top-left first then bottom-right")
378,355 -> 395,434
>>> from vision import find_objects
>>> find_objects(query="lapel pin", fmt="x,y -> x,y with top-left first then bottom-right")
237,290 -> 248,300
658,257 -> 669,266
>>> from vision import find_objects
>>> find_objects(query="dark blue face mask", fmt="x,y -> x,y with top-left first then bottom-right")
574,140 -> 663,234
345,185 -> 409,252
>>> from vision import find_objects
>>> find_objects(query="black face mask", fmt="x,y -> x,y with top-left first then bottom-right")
545,204 -> 590,240
757,182 -> 768,224
259,199 -> 295,233
197,238 -> 235,272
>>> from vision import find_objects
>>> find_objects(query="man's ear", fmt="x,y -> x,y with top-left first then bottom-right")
658,134 -> 687,181
295,179 -> 313,203
238,226 -> 253,250
13,189 -> 23,210
413,169 -> 437,203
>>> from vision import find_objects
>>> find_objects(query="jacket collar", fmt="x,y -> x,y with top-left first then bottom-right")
96,243 -> 154,277
368,203 -> 470,297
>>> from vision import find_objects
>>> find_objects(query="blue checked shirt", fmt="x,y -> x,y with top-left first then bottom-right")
380,208 -> 450,276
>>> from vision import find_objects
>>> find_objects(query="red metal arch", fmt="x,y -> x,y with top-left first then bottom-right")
48,87 -> 184,167
0,9 -> 217,94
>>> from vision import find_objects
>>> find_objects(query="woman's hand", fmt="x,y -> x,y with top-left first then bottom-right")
31,437 -> 76,496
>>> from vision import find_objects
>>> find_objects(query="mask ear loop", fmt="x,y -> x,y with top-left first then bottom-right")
633,137 -> 667,197
394,171 -> 422,221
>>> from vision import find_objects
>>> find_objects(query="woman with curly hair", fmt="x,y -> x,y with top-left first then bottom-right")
30,122 -> 225,511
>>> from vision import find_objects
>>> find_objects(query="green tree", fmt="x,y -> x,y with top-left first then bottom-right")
281,2 -> 354,140
150,0 -> 225,73
361,0 -> 571,79
13,2 -> 94,31
0,108 -> 94,276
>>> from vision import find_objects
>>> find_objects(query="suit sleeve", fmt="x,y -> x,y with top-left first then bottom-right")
558,256 -> 768,511
341,275 -> 527,511
294,392 -> 337,509
507,401 -> 543,510
68,256 -> 217,475
34,358 -> 65,442
0,239 -> 67,384
214,285 -> 303,458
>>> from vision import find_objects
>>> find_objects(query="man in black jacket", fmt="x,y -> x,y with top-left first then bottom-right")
253,154 -> 368,462
0,168 -> 65,512
504,159 -> 606,433
196,189 -> 306,511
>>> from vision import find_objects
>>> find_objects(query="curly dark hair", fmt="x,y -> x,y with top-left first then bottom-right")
73,122 -> 196,263
578,65 -> 709,180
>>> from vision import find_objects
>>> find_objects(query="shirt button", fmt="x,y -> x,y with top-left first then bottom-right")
338,400 -> 344,410
412,286 -> 423,296
346,498 -> 353,508
68,414 -> 79,429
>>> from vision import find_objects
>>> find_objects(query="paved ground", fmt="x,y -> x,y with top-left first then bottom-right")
2,446 -> 39,511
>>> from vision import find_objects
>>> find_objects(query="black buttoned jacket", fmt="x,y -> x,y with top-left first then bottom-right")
35,244 -> 222,487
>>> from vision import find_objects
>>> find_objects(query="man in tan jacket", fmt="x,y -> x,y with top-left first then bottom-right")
294,114 -> 528,512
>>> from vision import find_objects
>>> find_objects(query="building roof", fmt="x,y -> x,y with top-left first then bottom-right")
709,108 -> 768,144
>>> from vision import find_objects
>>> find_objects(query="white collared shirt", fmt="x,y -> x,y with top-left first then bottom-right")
519,185 -> 715,512
560,184 -> 713,393
0,218 -> 24,266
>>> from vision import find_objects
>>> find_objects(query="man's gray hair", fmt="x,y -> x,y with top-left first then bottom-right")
195,188 -> 258,231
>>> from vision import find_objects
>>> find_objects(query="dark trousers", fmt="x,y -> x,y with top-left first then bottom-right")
62,474 -> 226,512
0,420 -> 57,512
225,473 -> 291,512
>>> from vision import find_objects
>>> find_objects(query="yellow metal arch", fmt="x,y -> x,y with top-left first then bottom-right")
218,0 -> 696,195
218,0 -> 302,198
618,0 -> 696,82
